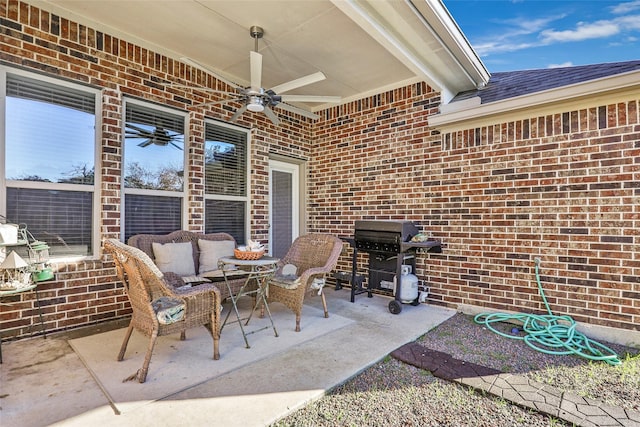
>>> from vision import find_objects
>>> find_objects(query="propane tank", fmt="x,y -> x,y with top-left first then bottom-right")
393,265 -> 419,303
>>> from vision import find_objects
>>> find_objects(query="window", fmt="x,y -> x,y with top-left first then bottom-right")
123,100 -> 186,241
204,121 -> 249,244
2,69 -> 98,257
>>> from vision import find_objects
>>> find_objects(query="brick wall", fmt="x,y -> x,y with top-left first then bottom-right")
0,0 -> 312,339
1,0 -> 638,340
313,90 -> 639,332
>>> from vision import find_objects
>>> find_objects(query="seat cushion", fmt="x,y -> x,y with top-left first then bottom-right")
198,239 -> 235,274
152,241 -> 196,276
151,296 -> 185,325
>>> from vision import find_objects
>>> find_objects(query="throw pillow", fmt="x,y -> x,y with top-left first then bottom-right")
198,239 -> 235,274
152,241 -> 196,276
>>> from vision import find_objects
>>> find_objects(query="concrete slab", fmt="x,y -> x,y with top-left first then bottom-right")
0,288 -> 455,427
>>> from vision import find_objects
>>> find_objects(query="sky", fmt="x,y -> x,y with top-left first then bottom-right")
443,0 -> 640,72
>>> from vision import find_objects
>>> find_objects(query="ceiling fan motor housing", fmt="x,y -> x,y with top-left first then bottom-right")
250,26 -> 264,39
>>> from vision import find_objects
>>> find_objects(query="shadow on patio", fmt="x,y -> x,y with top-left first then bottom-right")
0,289 -> 454,427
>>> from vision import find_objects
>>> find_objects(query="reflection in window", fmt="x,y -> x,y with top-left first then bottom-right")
204,121 -> 248,244
123,101 -> 186,240
3,72 -> 96,256
205,124 -> 246,196
124,103 -> 184,191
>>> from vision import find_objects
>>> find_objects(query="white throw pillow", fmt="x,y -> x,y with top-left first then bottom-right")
198,239 -> 235,274
152,242 -> 195,276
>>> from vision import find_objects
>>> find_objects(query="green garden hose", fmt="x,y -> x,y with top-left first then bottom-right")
473,258 -> 622,366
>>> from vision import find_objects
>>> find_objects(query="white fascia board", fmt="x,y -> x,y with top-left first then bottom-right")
430,69 -> 640,127
408,0 -> 490,86
331,0 -> 455,102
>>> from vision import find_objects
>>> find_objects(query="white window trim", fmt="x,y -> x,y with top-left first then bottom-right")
203,119 -> 251,240
0,66 -> 102,260
121,98 -> 189,240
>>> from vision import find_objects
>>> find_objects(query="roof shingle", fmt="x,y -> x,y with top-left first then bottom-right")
452,60 -> 640,105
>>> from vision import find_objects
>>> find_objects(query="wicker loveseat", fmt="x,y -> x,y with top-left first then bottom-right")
127,230 -> 246,301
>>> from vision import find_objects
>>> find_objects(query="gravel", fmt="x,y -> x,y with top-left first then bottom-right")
271,312 -> 640,427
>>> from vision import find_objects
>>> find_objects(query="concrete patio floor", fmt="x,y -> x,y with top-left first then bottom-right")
1,287 -> 455,427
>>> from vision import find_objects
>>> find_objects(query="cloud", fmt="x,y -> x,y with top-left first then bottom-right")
611,0 -> 640,14
616,14 -> 640,30
540,15 -> 640,43
548,62 -> 573,68
476,12 -> 640,57
540,20 -> 621,42
472,15 -> 565,55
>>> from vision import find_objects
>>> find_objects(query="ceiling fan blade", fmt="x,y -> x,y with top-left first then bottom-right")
230,104 -> 248,122
273,102 -> 320,120
262,105 -> 280,126
270,71 -> 326,94
279,95 -> 341,103
250,51 -> 262,90
180,57 -> 243,90
138,139 -> 153,147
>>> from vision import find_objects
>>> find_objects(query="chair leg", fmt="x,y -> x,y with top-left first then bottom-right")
320,291 -> 329,318
204,323 -> 220,360
138,330 -> 159,383
180,330 -> 186,340
295,314 -> 301,332
118,324 -> 134,361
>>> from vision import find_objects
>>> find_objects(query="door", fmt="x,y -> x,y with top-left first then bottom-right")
269,159 -> 299,258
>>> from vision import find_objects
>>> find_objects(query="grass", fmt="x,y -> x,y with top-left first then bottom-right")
273,313 -> 640,426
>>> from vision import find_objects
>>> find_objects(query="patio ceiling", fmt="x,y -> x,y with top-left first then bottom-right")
32,0 -> 489,111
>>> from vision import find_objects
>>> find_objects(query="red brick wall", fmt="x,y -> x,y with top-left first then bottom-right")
0,0 -> 312,338
1,0 -> 638,339
313,91 -> 640,332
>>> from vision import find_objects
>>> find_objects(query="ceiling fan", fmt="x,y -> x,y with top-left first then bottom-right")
179,26 -> 341,125
125,123 -> 184,150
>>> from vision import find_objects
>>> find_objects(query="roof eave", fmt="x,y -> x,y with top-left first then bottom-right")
332,0 -> 490,103
429,69 -> 640,127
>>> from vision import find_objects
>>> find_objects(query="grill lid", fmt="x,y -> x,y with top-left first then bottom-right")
353,220 -> 441,254
354,220 -> 419,241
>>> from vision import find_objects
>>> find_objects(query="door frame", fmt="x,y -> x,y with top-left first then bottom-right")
268,156 -> 306,254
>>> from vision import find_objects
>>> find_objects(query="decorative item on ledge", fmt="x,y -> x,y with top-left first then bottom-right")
1,216 -> 54,287
27,238 -> 53,282
0,251 -> 32,291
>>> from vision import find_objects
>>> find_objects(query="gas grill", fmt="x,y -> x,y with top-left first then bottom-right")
349,220 -> 441,314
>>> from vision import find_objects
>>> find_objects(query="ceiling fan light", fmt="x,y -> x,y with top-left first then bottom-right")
247,96 -> 264,112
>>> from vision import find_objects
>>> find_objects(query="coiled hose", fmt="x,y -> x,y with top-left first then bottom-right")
473,258 -> 622,366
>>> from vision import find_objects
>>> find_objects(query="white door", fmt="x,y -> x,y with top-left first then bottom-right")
269,160 -> 299,258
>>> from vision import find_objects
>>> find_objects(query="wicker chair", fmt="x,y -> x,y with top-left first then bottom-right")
267,234 -> 344,332
103,239 -> 221,383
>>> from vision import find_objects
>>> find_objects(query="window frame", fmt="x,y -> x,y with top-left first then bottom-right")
0,66 -> 101,260
121,98 -> 189,241
203,119 -> 251,242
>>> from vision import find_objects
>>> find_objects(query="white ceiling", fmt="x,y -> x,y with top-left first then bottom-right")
33,0 -> 489,112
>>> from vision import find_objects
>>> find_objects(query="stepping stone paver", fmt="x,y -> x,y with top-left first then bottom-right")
391,342 -> 640,427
